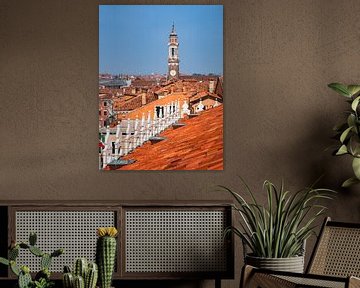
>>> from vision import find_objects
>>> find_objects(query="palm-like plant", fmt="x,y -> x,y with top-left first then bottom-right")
221,179 -> 334,258
328,83 -> 360,187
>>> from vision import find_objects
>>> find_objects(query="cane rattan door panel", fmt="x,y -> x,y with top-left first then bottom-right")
14,209 -> 116,273
123,207 -> 233,278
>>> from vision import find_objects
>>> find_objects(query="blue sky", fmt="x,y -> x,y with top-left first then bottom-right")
99,5 -> 223,75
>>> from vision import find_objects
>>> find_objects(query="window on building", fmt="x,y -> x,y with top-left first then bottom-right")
156,106 -> 165,118
112,142 -> 115,154
103,102 -> 107,107
171,48 -> 175,57
104,111 -> 107,116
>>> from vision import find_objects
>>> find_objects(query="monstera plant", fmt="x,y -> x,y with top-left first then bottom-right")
328,83 -> 360,187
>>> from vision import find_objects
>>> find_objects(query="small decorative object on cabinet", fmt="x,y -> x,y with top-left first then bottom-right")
96,227 -> 117,288
62,258 -> 98,288
221,178 -> 335,273
328,82 -> 360,187
0,232 -> 63,288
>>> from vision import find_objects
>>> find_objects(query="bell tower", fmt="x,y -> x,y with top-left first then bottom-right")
167,23 -> 180,80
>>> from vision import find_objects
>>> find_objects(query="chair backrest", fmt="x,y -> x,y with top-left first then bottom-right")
307,217 -> 360,277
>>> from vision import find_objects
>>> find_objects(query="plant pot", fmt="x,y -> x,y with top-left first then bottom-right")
245,254 -> 304,273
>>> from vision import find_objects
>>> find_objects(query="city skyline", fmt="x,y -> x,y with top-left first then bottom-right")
99,5 -> 223,75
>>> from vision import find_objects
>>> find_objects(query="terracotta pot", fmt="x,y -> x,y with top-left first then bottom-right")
245,254 -> 304,273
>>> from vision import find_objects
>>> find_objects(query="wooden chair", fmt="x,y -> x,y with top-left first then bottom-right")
241,217 -> 360,288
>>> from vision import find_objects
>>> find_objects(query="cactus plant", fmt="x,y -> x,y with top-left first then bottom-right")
19,268 -> 32,288
85,262 -> 98,288
96,227 -> 118,288
74,258 -> 88,280
0,232 -> 63,288
29,232 -> 37,246
73,275 -> 85,288
63,272 -> 74,288
62,259 -> 98,288
41,253 -> 52,270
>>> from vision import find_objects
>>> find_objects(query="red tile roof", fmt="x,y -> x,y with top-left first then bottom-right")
189,91 -> 222,103
115,105 -> 223,170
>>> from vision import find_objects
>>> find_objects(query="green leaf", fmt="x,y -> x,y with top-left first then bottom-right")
340,126 -> 353,143
352,157 -> 360,179
342,177 -> 360,188
0,257 -> 9,266
10,261 -> 20,276
336,145 -> 348,155
347,85 -> 360,97
351,96 -> 360,111
349,135 -> 360,156
347,114 -> 356,128
328,83 -> 351,97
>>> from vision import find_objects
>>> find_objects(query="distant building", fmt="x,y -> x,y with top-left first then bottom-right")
189,91 -> 222,113
99,78 -> 128,89
167,23 -> 180,80
99,94 -> 114,128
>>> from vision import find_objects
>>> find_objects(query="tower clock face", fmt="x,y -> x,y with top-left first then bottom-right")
170,69 -> 177,76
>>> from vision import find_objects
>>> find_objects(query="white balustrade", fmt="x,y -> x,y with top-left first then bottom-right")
100,99 -> 187,168
133,116 -> 139,149
140,113 -> 145,145
146,111 -> 151,141
125,118 -> 131,155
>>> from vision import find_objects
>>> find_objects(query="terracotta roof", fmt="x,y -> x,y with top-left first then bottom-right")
115,105 -> 223,170
189,91 -> 222,103
155,79 -> 210,96
117,95 -> 143,111
99,93 -> 113,100
131,79 -> 158,87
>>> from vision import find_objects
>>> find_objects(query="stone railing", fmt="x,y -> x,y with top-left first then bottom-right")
100,99 -> 189,169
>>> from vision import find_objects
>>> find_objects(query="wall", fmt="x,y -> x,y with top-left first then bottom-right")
1,0 -> 360,287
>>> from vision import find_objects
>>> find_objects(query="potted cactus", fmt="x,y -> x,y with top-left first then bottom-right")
0,232 -> 63,288
62,258 -> 98,288
96,227 -> 118,288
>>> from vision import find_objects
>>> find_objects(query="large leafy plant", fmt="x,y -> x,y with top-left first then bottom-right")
328,83 -> 360,187
221,179 -> 334,258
